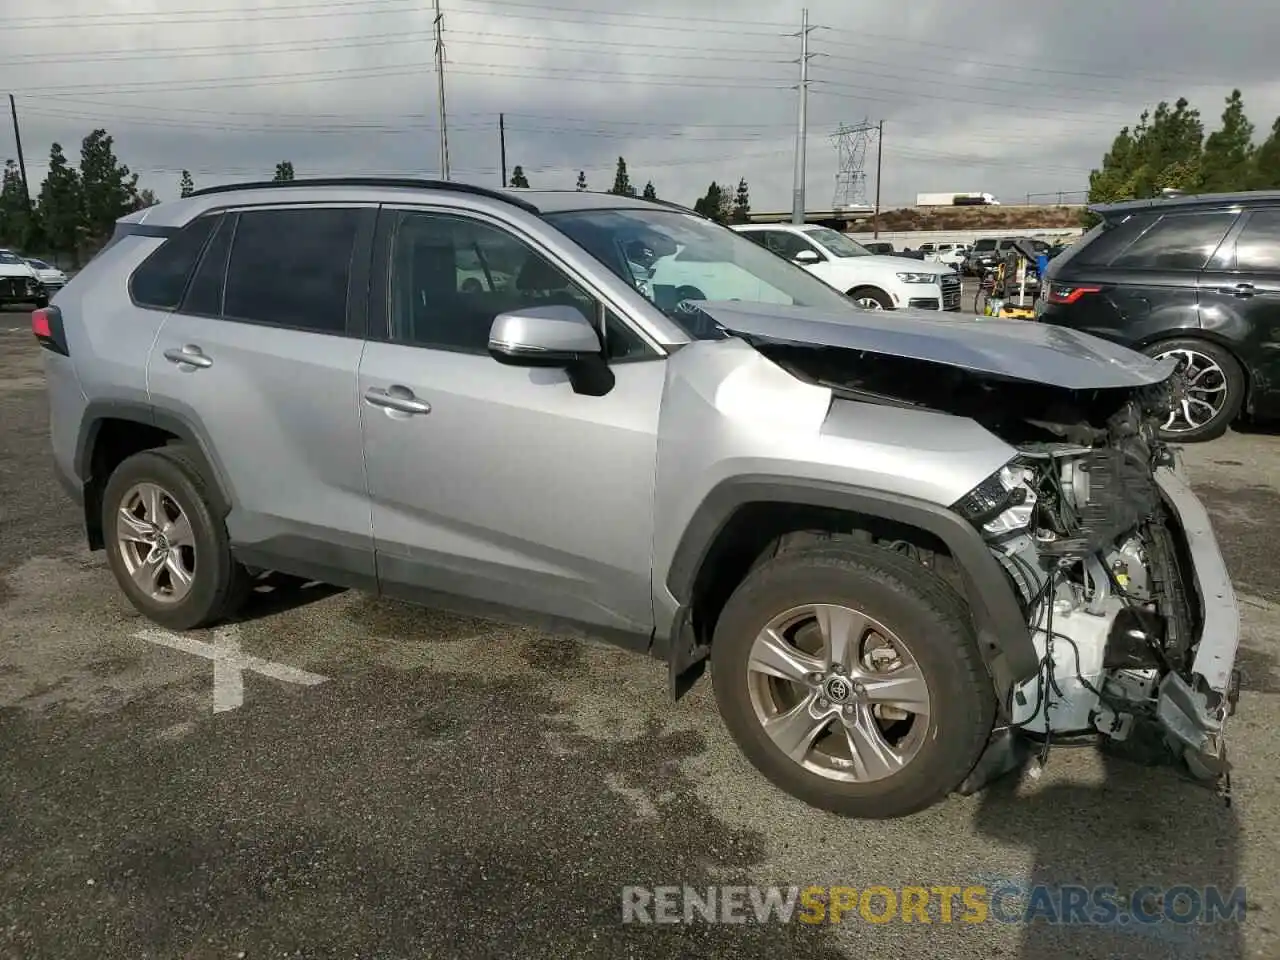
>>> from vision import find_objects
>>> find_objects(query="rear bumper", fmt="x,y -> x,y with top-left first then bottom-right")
1153,458 -> 1241,773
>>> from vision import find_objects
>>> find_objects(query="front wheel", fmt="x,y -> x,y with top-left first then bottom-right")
1142,338 -> 1244,442
711,543 -> 994,818
848,287 -> 893,311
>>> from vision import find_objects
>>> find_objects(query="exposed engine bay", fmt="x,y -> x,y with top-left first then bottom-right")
758,342 -> 1242,787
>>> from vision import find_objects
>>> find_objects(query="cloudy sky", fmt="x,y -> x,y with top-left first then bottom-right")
1,0 -> 1278,211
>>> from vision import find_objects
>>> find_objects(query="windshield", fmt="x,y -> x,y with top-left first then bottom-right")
0,250 -> 23,264
805,227 -> 871,258
973,239 -> 997,251
27,259 -> 50,270
544,208 -> 857,339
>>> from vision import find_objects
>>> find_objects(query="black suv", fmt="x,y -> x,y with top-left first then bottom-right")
1039,190 -> 1280,441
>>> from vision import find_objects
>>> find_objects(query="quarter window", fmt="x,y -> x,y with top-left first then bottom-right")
129,214 -> 219,309
1108,212 -> 1239,271
222,207 -> 361,333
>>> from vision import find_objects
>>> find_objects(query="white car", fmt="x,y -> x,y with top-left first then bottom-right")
731,224 -> 960,311
0,248 -> 46,308
24,258 -> 68,292
918,242 -> 970,268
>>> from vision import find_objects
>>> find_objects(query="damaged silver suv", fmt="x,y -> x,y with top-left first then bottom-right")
38,180 -> 1241,818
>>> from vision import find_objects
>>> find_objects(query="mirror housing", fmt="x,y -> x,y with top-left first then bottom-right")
793,249 -> 822,264
488,304 -> 602,367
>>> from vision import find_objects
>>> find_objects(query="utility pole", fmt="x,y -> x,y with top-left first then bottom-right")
790,8 -> 816,224
432,0 -> 450,179
8,94 -> 31,209
499,113 -> 507,187
873,120 -> 883,238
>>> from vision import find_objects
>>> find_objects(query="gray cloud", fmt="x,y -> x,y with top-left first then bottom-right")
1,0 -> 1277,210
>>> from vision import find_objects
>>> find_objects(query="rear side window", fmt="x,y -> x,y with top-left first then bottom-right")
223,208 -> 361,334
129,215 -> 219,309
181,214 -> 233,316
1108,211 -> 1239,271
1231,209 -> 1280,272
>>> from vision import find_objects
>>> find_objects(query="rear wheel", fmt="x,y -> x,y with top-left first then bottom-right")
1142,337 -> 1244,442
710,543 -> 994,818
102,444 -> 250,630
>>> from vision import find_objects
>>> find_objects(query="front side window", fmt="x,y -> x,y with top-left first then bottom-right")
223,207 -> 361,333
387,211 -> 651,360
1230,209 -> 1280,272
545,207 -> 858,340
807,227 -> 871,258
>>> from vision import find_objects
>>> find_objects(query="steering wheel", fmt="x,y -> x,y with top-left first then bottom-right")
673,285 -> 707,314
460,277 -> 484,293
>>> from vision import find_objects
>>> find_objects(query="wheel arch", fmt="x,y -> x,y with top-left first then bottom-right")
75,401 -> 233,549
847,284 -> 892,304
663,476 -> 1036,704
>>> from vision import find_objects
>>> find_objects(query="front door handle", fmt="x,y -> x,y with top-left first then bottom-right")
163,345 -> 213,369
1218,282 -> 1256,298
364,385 -> 431,415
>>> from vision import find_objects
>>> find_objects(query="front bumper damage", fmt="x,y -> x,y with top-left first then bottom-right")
1152,458 -> 1242,777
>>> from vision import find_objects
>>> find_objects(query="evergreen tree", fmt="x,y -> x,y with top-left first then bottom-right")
0,159 -> 31,247
1086,98 -> 1205,222
510,165 -> 530,188
642,180 -> 657,200
1200,89 -> 1255,193
575,170 -> 587,191
273,161 -> 295,182
134,188 -> 159,209
38,143 -> 83,259
693,182 -> 729,223
79,129 -> 139,245
179,170 -> 195,197
610,157 -> 634,196
732,178 -> 750,223
1251,116 -> 1280,189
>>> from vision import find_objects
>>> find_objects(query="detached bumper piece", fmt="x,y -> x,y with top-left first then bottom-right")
1152,464 -> 1241,779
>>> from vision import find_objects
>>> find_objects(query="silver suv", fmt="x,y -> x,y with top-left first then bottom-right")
37,179 -> 1241,818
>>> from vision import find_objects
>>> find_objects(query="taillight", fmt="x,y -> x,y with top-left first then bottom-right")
1046,284 -> 1100,305
32,305 -> 69,356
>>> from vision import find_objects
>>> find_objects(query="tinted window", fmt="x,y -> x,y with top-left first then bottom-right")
129,215 -> 218,309
180,214 -> 231,316
1232,209 -> 1280,272
973,239 -> 997,251
389,211 -> 649,360
223,208 -> 360,333
1109,212 -> 1238,271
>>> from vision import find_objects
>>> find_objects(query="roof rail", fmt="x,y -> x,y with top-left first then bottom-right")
186,176 -> 541,213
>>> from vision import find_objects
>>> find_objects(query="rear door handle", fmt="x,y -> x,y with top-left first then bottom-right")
163,345 -> 213,369
364,385 -> 431,415
1218,282 -> 1256,298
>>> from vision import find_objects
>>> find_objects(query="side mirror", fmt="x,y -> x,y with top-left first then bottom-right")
488,304 -> 602,367
793,249 -> 822,265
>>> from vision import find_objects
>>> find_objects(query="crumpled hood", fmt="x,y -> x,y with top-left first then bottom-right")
696,300 -> 1176,391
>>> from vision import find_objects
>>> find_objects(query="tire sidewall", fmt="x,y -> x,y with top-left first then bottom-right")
101,449 -> 234,630
850,287 -> 893,310
711,553 -> 991,817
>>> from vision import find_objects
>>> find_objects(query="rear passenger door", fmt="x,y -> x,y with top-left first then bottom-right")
356,207 -> 665,646
145,205 -> 379,585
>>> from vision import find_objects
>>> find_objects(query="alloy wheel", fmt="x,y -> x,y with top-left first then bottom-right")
1151,347 -> 1229,434
746,603 -> 931,783
855,296 -> 885,310
115,481 -> 197,604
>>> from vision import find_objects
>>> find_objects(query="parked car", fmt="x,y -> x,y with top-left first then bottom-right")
1038,189 -> 1280,442
36,178 -> 1239,819
963,238 -> 1001,275
0,248 -> 46,308
24,258 -> 69,292
917,242 -> 970,268
733,223 -> 960,311
860,241 -> 895,255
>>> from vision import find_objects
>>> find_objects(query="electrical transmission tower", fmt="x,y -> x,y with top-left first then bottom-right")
831,120 -> 879,211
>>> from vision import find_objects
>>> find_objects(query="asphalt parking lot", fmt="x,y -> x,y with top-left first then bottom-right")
3,307 -> 1279,959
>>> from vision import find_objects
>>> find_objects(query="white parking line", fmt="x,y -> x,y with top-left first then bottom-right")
135,624 -> 329,713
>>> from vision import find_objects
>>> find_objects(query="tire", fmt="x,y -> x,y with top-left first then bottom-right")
710,543 -> 994,818
1141,337 -> 1245,443
101,444 -> 250,630
848,286 -> 893,311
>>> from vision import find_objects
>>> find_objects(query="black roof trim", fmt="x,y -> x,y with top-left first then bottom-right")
1090,189 -> 1280,216
187,177 -> 541,213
